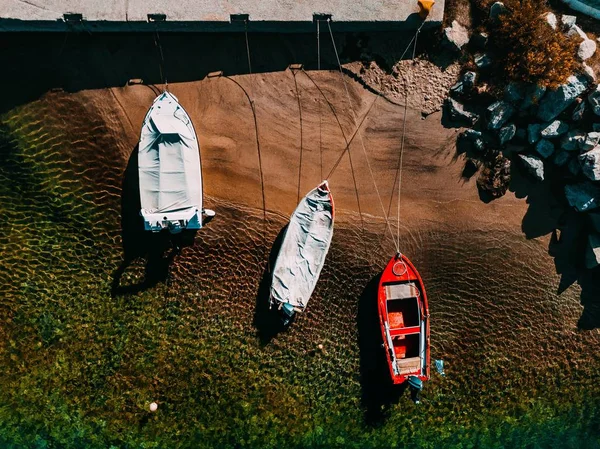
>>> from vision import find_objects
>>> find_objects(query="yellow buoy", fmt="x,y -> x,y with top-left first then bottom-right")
418,0 -> 435,19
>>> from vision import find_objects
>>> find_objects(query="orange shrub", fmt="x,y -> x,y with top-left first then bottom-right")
491,0 -> 579,88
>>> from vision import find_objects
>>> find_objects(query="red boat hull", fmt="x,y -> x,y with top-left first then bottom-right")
378,253 -> 430,385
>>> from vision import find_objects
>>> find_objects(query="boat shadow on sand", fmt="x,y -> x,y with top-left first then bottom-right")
358,274 -> 408,426
111,145 -> 197,296
253,224 -> 290,345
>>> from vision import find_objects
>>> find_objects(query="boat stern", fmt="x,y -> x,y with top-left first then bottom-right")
141,207 -> 202,233
278,303 -> 296,326
269,297 -> 301,326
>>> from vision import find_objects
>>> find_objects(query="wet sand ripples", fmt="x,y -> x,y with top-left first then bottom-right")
0,82 -> 599,448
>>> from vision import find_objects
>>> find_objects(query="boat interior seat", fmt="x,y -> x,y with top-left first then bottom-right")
388,296 -> 421,329
396,357 -> 421,374
384,282 -> 419,301
393,333 -> 420,359
389,308 -> 405,328
389,326 -> 421,337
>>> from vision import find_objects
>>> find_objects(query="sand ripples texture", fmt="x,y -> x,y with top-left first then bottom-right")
0,75 -> 599,449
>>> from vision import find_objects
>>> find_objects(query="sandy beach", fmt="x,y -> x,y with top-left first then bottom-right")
0,31 -> 599,448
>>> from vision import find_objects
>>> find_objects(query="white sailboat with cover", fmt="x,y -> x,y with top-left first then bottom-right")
138,91 -> 214,233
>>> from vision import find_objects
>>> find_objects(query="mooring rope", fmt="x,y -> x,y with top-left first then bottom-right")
298,69 -> 367,252
319,98 -> 323,181
57,27 -> 70,58
324,92 -> 379,178
396,24 -> 422,255
326,19 -> 426,254
222,75 -> 267,263
344,123 -> 369,259
244,19 -> 253,74
300,70 -> 347,146
291,70 -> 304,204
323,27 -> 422,180
153,28 -> 167,89
326,19 -> 398,250
301,69 -> 381,182
317,20 -> 321,70
317,19 -> 323,180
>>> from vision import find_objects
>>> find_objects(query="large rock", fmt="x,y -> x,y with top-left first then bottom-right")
515,128 -> 527,142
578,39 -> 597,61
565,183 -> 600,212
490,2 -> 507,20
585,233 -> 600,269
579,146 -> 600,181
528,123 -> 543,144
499,124 -> 516,144
588,86 -> 600,116
487,101 -> 515,130
567,24 -> 588,40
581,63 -> 597,83
518,154 -> 545,181
536,139 -> 555,158
569,158 -> 582,176
450,71 -> 477,95
561,130 -> 585,151
589,211 -> 600,232
470,32 -> 488,50
580,132 -> 600,151
554,150 -> 571,167
540,120 -> 569,138
446,98 -> 478,124
474,53 -> 493,69
545,12 -> 557,30
521,84 -> 546,110
572,100 -> 586,121
561,14 -> 577,29
476,156 -> 511,200
462,71 -> 477,89
537,75 -> 589,121
504,143 -> 526,156
457,129 -> 487,153
462,129 -> 483,141
504,82 -> 525,103
443,20 -> 469,52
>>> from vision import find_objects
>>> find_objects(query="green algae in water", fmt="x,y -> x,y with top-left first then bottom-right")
0,97 -> 600,449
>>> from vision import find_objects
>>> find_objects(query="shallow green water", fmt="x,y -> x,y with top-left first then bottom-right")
1,96 -> 599,449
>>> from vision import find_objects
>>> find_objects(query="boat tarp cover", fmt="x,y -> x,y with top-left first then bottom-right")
271,183 -> 334,311
138,92 -> 202,216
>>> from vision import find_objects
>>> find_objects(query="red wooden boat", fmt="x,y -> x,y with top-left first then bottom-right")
378,252 -> 430,386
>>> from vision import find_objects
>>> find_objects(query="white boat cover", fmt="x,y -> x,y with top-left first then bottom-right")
138,91 -> 203,233
270,181 -> 334,312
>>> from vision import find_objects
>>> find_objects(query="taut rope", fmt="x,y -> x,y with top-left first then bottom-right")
325,19 -> 426,254
244,19 -> 252,74
326,19 -> 398,250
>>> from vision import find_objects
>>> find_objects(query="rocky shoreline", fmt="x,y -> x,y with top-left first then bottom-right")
443,3 -> 600,272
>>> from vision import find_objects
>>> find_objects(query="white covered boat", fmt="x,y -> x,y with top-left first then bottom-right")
138,91 -> 214,233
270,181 -> 334,324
